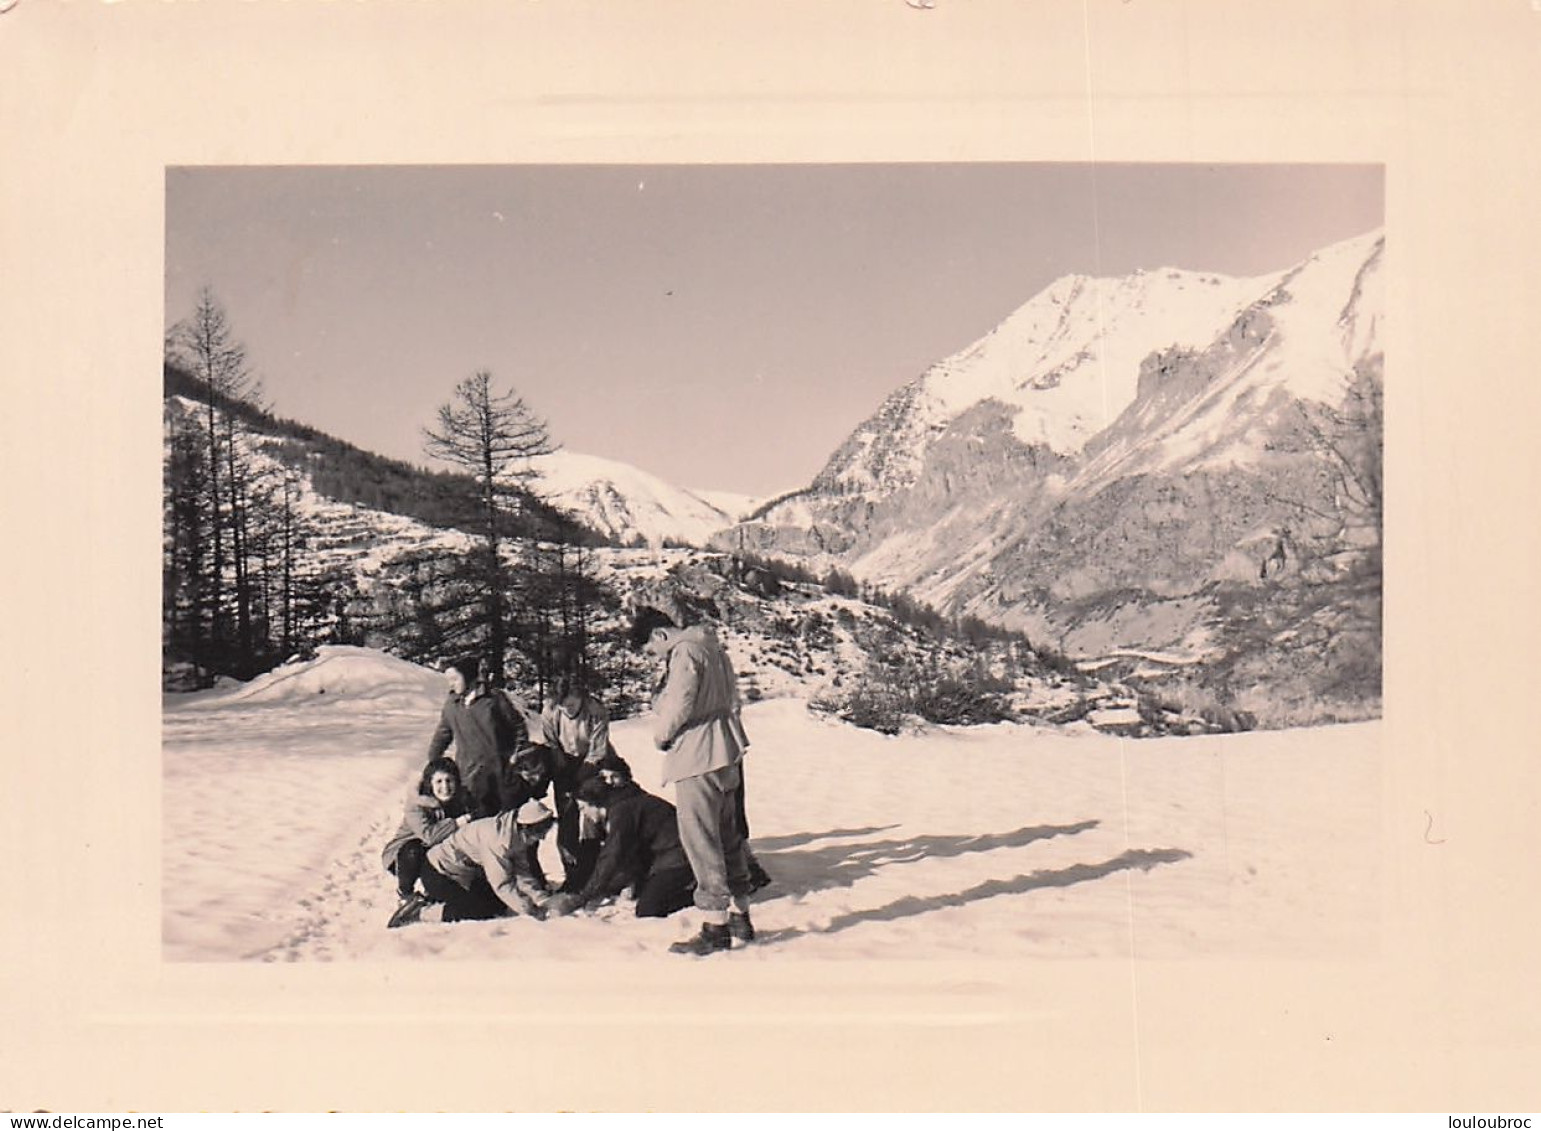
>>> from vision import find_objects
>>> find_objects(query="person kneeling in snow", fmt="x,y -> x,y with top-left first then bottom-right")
383,757 -> 472,928
545,756 -> 697,921
388,800 -> 555,927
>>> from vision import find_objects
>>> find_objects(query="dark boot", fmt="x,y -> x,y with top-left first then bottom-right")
728,911 -> 756,943
387,893 -> 428,929
394,840 -> 428,900
668,921 -> 732,956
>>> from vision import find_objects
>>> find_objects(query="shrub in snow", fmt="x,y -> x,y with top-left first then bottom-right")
812,679 -> 906,735
813,662 -> 1014,734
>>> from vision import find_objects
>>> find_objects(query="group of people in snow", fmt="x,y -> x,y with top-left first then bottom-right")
380,607 -> 772,955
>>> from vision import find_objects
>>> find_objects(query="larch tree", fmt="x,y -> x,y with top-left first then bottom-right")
423,370 -> 556,677
166,287 -> 266,674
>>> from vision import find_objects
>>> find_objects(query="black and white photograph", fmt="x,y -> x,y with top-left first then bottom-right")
161,162 -> 1386,964
5,0 -> 1539,1116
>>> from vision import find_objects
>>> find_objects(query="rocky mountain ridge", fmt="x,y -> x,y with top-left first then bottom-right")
717,229 -> 1385,724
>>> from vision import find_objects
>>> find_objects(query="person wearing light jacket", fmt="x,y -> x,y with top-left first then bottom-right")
382,757 -> 472,927
628,607 -> 755,955
389,801 -> 554,925
540,674 -> 614,765
539,673 -> 615,890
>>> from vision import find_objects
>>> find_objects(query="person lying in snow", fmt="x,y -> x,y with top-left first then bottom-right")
544,755 -> 699,922
387,800 -> 556,927
382,757 -> 472,924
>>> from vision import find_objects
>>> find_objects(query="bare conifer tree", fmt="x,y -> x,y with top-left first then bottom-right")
174,289 -> 236,649
423,370 -> 556,674
167,287 -> 267,675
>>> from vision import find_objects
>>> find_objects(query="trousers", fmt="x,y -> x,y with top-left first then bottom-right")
419,861 -> 507,922
392,838 -> 429,899
673,762 -> 751,913
634,865 -> 697,918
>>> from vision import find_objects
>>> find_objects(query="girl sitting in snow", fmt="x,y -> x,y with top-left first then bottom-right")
382,757 -> 471,928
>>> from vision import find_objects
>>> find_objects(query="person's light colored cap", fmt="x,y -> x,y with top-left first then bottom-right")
515,799 -> 554,826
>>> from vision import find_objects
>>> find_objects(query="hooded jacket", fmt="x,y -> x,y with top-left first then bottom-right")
651,624 -> 750,786
425,811 -> 547,917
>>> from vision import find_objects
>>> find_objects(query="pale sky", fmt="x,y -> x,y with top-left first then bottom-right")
165,163 -> 1383,498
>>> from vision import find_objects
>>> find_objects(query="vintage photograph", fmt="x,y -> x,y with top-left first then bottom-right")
9,0 -> 1539,1114
162,162 -> 1385,963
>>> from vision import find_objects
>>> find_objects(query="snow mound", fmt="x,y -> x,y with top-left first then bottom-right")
186,646 -> 446,711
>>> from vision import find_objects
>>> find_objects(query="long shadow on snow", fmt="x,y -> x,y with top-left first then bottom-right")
756,820 -> 1100,900
755,847 -> 1194,946
751,826 -> 903,852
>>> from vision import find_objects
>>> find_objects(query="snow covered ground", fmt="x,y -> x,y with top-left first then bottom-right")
162,646 -> 1380,963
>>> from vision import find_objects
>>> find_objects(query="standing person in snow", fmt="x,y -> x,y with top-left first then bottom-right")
389,800 -> 556,926
539,673 -> 615,893
541,673 -> 614,764
545,756 -> 697,920
426,657 -> 531,819
628,606 -> 755,955
382,757 -> 473,928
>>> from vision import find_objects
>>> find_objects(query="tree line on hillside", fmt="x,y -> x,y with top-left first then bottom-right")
163,290 -> 333,682
162,287 -> 612,693
163,362 -> 598,543
728,549 -> 1063,659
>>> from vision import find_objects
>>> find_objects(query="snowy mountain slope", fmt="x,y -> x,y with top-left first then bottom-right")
534,544 -> 1166,731
532,449 -> 743,548
165,394 -> 1177,736
687,486 -> 764,523
720,229 -> 1385,722
736,231 -> 1381,568
814,264 -> 1277,496
165,392 -> 1174,729
1070,229 -> 1385,492
782,227 -> 1381,515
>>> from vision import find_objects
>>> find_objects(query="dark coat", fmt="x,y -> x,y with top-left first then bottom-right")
576,782 -> 690,906
507,745 -> 603,884
503,741 -> 565,808
426,689 -> 529,816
